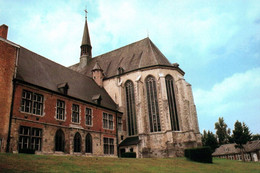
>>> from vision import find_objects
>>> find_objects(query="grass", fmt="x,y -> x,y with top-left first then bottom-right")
0,153 -> 260,173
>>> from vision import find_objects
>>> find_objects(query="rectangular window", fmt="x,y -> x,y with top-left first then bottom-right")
103,113 -> 108,129
21,90 -> 43,115
56,100 -> 65,120
19,126 -> 42,152
72,104 -> 79,123
117,117 -> 122,131
103,137 -> 114,155
109,114 -> 113,129
103,113 -> 113,130
86,108 -> 92,126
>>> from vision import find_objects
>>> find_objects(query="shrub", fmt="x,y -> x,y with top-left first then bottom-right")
19,149 -> 35,154
121,152 -> 136,158
184,146 -> 212,163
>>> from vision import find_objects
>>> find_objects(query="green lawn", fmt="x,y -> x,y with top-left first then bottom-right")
0,153 -> 260,173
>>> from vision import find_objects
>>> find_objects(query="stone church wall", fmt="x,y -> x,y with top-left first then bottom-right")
103,67 -> 201,158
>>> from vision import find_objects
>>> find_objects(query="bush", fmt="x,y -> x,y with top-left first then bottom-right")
19,149 -> 35,154
184,146 -> 212,163
121,152 -> 136,158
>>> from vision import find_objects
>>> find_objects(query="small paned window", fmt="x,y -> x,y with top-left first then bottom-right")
72,104 -> 80,123
18,126 -> 42,152
103,113 -> 113,130
21,90 -> 43,115
109,114 -> 113,129
86,108 -> 92,126
103,113 -> 108,129
117,117 -> 122,131
103,137 -> 114,155
145,76 -> 161,132
56,100 -> 65,120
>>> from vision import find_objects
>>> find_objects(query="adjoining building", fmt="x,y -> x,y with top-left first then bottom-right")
212,140 -> 260,162
0,13 -> 201,158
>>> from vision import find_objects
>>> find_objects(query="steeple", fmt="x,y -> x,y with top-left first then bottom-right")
80,9 -> 92,68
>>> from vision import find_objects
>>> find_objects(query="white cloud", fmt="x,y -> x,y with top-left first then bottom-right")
194,68 -> 260,133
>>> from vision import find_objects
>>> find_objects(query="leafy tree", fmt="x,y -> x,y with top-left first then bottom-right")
214,117 -> 231,145
252,134 -> 260,140
233,121 -> 252,162
202,130 -> 218,153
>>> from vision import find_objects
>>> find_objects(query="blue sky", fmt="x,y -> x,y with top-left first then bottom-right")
1,0 -> 259,134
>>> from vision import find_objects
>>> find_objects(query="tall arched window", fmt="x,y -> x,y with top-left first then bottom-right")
125,80 -> 137,136
85,133 -> 92,153
165,75 -> 180,131
145,75 -> 161,132
74,132 -> 81,152
55,129 -> 65,152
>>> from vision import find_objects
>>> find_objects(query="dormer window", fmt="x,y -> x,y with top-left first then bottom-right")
92,94 -> 102,105
57,83 -> 69,95
117,67 -> 124,75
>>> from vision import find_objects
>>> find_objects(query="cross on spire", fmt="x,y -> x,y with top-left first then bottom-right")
84,9 -> 88,18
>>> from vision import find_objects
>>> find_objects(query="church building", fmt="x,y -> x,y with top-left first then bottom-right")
0,13 -> 201,158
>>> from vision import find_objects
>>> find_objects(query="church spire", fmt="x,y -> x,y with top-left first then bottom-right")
80,9 -> 92,68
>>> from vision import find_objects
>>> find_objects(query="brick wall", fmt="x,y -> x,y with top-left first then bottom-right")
0,39 -> 17,152
9,83 -> 120,156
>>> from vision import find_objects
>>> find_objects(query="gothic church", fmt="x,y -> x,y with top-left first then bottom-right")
0,14 -> 201,158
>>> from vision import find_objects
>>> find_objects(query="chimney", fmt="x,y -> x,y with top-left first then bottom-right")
0,24 -> 8,39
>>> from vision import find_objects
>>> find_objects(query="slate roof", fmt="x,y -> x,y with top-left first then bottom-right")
70,37 -> 184,78
119,136 -> 139,147
16,47 -> 117,110
212,140 -> 260,156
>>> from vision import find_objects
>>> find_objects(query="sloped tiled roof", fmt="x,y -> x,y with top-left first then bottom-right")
119,136 -> 139,147
16,47 -> 117,110
212,140 -> 260,156
70,38 -> 184,78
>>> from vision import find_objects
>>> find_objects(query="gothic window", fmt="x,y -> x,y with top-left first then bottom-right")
21,90 -> 43,115
74,132 -> 81,152
85,108 -> 92,126
85,133 -> 92,153
103,113 -> 113,130
103,137 -> 114,155
125,80 -> 137,136
145,75 -> 161,132
55,129 -> 65,152
72,104 -> 80,123
165,75 -> 180,131
56,100 -> 65,120
18,126 -> 42,152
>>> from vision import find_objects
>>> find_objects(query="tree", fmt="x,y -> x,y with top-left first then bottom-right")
252,134 -> 260,140
202,130 -> 218,153
233,121 -> 252,162
214,117 -> 231,145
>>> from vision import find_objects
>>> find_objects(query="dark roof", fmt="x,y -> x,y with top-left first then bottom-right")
212,140 -> 260,156
119,136 -> 139,147
70,37 -> 184,78
16,47 -> 117,110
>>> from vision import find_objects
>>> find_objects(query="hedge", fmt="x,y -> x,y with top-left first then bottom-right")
184,146 -> 212,163
121,152 -> 136,158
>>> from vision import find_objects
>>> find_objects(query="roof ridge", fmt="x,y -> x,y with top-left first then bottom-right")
93,37 -> 149,59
